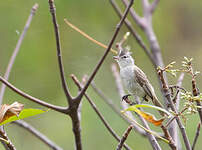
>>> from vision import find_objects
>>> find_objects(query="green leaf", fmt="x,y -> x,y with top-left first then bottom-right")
124,104 -> 172,117
0,108 -> 48,126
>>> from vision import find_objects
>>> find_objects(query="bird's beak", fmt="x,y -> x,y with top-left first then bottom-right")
113,56 -> 118,60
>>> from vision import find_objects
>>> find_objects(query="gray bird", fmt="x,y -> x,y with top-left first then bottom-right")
113,48 -> 164,116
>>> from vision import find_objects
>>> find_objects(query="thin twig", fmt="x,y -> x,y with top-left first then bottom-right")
174,73 -> 184,150
161,125 -> 176,150
71,74 -> 131,150
75,0 -> 134,101
109,0 -> 156,67
0,76 -> 68,114
0,3 -> 39,105
64,19 -> 117,54
192,123 -> 201,150
158,69 -> 191,150
48,0 -> 72,104
150,0 -> 160,13
13,120 -> 63,150
191,73 -> 202,123
116,125 -> 133,150
111,64 -> 162,150
0,128 -> 16,150
91,81 -> 121,114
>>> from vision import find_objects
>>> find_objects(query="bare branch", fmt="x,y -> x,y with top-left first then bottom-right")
71,74 -> 131,150
91,81 -> 121,114
0,127 -> 16,150
192,123 -> 201,150
158,69 -> 191,150
161,125 -> 176,150
0,76 -> 68,114
76,0 -> 134,101
48,0 -> 72,104
173,73 -> 184,150
110,0 -> 156,67
116,125 -> 133,150
0,3 -> 39,105
141,0 -> 151,17
13,120 -> 63,150
150,0 -> 160,14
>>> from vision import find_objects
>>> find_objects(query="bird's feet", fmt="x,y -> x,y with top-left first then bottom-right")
122,94 -> 136,105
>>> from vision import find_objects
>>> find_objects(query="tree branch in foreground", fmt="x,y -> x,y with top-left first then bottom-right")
13,120 -> 63,150
71,74 -> 131,150
158,68 -> 191,150
0,127 -> 16,150
48,0 -> 72,104
191,122 -> 201,150
0,76 -> 67,114
116,125 -> 133,150
75,0 -> 134,101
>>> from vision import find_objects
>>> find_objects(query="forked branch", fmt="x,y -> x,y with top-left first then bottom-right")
75,0 -> 134,102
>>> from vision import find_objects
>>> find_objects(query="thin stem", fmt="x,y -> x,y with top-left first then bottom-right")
150,0 -> 160,13
76,0 -> 134,101
64,19 -> 117,54
110,0 -> 156,67
121,0 -> 145,29
48,0 -> 72,104
0,128 -> 16,150
158,70 -> 191,150
192,123 -> 201,150
161,125 -> 176,150
0,76 -> 68,114
91,81 -> 121,114
13,120 -> 63,150
116,125 -> 133,150
71,75 -> 131,150
0,3 -> 39,105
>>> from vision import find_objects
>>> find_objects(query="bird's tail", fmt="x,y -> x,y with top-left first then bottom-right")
152,96 -> 165,117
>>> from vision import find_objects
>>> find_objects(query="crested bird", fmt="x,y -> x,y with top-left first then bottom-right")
113,47 -> 165,116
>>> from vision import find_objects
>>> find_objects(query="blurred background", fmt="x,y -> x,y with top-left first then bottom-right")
0,0 -> 202,149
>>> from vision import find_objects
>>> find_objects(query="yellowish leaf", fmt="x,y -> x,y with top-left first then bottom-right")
0,102 -> 24,123
125,106 -> 164,126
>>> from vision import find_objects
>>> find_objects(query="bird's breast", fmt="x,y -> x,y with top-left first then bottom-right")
120,67 -> 144,97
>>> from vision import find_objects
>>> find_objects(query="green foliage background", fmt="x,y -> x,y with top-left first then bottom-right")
0,0 -> 202,149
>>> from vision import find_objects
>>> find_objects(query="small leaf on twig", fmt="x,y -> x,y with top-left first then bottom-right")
0,102 -> 24,123
0,108 -> 48,126
123,105 -> 165,126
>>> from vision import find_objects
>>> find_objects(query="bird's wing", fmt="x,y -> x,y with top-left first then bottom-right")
134,66 -> 154,99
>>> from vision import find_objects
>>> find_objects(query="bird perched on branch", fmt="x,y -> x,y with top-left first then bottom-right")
113,44 -> 165,116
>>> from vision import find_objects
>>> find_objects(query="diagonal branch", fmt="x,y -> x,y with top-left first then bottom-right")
116,125 -> 133,150
71,75 -> 131,150
150,0 -> 160,14
13,120 -> 63,150
0,3 -> 39,105
191,122 -> 201,150
0,127 -> 16,150
158,69 -> 191,150
121,0 -> 145,29
110,0 -> 155,67
75,0 -> 134,102
48,0 -> 72,104
0,76 -> 68,114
